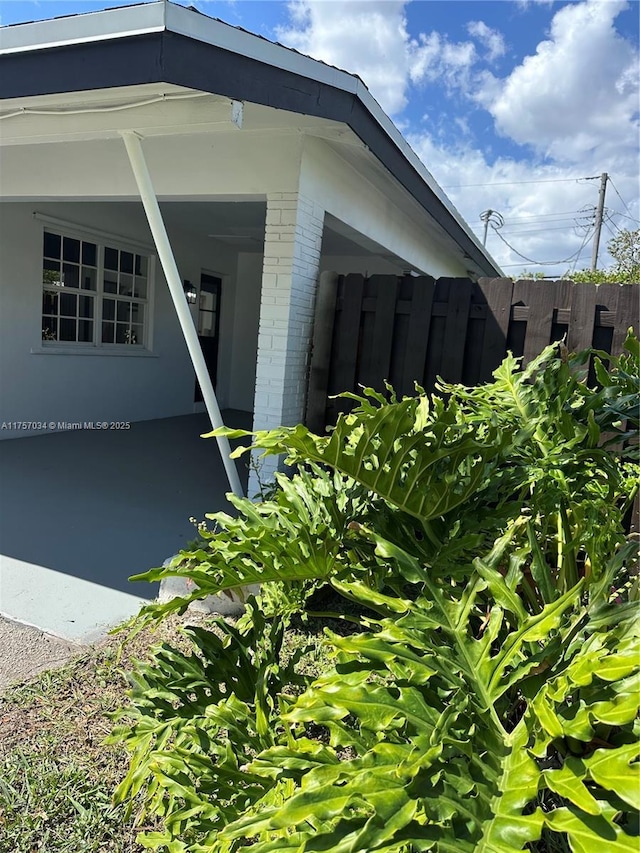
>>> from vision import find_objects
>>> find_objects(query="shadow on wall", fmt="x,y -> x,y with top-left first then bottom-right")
0,412 -> 251,597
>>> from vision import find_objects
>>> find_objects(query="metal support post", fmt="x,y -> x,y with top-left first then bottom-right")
120,130 -> 243,498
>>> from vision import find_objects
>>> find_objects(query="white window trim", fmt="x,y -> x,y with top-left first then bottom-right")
33,211 -> 155,254
35,214 -> 156,355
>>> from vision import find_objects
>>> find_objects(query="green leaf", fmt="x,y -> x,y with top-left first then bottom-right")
544,806 -> 636,853
476,723 -> 544,852
543,760 -> 602,816
583,743 -> 640,810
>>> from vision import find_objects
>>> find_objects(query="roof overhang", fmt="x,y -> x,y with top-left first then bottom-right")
0,1 -> 502,276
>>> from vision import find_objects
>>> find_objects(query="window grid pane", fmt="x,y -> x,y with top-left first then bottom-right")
43,232 -> 61,260
42,285 -> 95,343
103,298 -> 144,345
102,322 -> 115,344
43,231 -> 149,348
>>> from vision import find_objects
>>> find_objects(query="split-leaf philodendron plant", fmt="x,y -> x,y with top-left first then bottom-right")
111,334 -> 639,853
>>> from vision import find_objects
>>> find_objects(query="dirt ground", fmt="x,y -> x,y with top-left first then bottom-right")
0,616 -> 79,694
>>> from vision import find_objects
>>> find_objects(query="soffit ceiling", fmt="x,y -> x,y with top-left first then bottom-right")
159,201 -> 406,263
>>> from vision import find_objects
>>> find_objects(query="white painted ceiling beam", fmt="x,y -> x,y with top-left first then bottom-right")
0,94 -> 241,146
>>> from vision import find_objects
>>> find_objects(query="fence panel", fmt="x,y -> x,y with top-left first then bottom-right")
306,276 -> 638,431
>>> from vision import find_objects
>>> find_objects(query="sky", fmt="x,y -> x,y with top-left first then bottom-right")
1,0 -> 638,277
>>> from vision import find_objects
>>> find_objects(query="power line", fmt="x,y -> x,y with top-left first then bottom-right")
501,252 -> 592,269
604,212 -> 624,235
492,225 -> 594,266
443,176 -> 598,188
611,210 -> 640,224
507,214 -> 591,222
607,176 -> 638,223
505,220 -> 593,231
472,219 -> 589,234
499,225 -> 592,236
570,229 -> 596,275
607,208 -> 640,226
502,215 -> 595,229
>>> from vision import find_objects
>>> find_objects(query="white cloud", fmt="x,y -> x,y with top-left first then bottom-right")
275,0 -> 638,276
466,21 -> 506,62
407,31 -> 439,84
409,32 -> 477,94
485,0 -> 639,164
276,0 -> 412,114
516,0 -> 555,8
277,1 -> 480,112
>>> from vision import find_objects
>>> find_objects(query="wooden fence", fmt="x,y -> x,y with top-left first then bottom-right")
305,274 -> 638,432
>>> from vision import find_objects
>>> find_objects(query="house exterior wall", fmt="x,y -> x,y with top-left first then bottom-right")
299,137 -> 470,279
0,112 -> 484,446
0,202 -> 247,437
2,130 -> 467,281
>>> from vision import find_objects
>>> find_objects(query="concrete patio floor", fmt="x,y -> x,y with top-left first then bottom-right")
0,411 -> 251,642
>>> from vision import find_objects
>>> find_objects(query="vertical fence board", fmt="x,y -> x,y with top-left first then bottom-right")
477,278 -> 513,380
462,293 -> 486,386
440,278 -> 473,383
306,272 -> 339,433
401,276 -> 435,395
629,491 -> 640,538
332,274 -> 364,390
329,274 -> 365,421
591,283 -> 620,359
612,284 -> 637,355
423,279 -> 450,389
514,280 -> 558,364
361,275 -> 399,389
549,280 -> 572,347
567,283 -> 598,353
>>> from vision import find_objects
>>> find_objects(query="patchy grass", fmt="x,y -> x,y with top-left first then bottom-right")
0,612 -> 332,852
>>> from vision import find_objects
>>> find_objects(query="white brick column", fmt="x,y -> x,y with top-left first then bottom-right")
249,192 -> 324,495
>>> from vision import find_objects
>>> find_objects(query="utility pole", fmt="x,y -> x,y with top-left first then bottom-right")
591,172 -> 608,271
481,209 -> 493,246
480,209 -> 504,246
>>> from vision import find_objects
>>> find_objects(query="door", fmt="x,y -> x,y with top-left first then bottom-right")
194,273 -> 222,402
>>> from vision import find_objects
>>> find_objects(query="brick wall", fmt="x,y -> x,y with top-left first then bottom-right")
249,192 -> 324,493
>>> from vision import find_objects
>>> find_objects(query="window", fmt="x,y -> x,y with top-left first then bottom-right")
41,229 -> 150,348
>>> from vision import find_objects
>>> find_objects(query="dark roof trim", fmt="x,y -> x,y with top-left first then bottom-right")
0,27 -> 501,276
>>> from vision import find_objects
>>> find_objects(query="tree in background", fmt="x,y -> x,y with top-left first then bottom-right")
568,228 -> 639,283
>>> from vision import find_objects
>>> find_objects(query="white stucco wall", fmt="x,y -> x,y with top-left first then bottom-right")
0,202 -> 245,436
299,137 -> 469,280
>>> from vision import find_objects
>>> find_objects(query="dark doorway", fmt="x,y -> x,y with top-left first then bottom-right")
194,272 -> 222,402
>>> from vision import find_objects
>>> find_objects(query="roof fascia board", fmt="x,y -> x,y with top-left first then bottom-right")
0,2 -> 166,54
0,2 -> 359,95
164,3 -> 358,94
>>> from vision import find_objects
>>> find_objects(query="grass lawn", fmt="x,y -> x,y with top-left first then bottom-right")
0,611 -> 330,853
